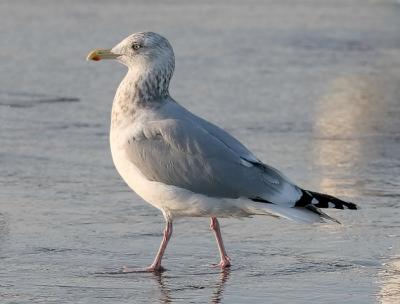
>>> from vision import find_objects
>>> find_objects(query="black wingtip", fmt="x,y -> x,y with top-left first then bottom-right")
296,189 -> 358,210
344,202 -> 358,210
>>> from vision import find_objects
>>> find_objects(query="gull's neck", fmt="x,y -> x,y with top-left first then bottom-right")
111,67 -> 171,128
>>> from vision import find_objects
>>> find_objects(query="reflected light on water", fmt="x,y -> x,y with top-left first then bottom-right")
379,257 -> 400,304
312,75 -> 383,197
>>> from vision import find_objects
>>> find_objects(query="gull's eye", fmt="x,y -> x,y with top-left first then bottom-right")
132,43 -> 142,50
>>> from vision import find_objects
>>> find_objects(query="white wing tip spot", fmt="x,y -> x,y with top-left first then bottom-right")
328,202 -> 336,208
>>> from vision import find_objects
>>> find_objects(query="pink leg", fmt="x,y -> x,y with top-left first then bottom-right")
123,220 -> 173,273
210,217 -> 231,268
148,220 -> 173,271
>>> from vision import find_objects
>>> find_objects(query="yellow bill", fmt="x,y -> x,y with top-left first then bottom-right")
87,49 -> 120,61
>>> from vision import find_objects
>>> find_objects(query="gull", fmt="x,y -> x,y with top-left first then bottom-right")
87,32 -> 357,272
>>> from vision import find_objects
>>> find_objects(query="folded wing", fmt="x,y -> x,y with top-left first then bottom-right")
124,104 -> 302,206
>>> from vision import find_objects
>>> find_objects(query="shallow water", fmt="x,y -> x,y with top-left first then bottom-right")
1,0 -> 400,303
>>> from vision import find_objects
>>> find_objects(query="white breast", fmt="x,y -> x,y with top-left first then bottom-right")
110,125 -> 165,208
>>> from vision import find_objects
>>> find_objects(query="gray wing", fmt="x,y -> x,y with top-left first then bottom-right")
125,104 -> 301,204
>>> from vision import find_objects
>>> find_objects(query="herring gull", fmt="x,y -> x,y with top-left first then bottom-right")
87,32 -> 358,272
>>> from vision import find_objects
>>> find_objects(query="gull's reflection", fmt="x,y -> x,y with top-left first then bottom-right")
152,268 -> 231,304
210,269 -> 231,304
379,256 -> 400,304
153,271 -> 172,304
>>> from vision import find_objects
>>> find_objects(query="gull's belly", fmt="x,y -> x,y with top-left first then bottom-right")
110,133 -> 251,219
110,140 -> 166,209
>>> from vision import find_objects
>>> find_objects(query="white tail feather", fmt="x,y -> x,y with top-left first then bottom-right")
246,203 -> 326,224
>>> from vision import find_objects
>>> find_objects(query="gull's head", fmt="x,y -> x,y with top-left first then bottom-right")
87,32 -> 175,74
88,32 -> 175,102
